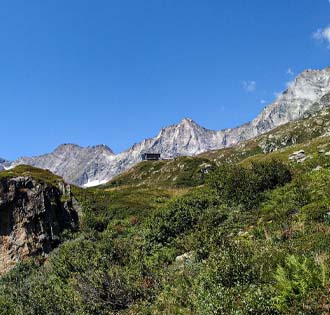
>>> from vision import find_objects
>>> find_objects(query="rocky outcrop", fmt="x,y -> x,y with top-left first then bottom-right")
0,176 -> 79,273
289,150 -> 307,163
6,67 -> 330,187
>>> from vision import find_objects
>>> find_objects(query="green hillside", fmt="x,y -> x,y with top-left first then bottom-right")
105,156 -> 215,189
1,108 -> 330,314
0,164 -> 63,186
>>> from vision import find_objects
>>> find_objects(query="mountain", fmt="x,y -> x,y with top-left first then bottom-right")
6,67 -> 330,187
10,144 -> 115,187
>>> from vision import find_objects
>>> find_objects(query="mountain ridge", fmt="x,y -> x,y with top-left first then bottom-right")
4,67 -> 330,186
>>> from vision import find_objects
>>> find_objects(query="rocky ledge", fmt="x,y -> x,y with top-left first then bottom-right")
0,176 -> 80,273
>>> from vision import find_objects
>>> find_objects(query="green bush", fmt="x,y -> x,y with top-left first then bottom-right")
145,189 -> 217,247
208,160 -> 292,209
208,164 -> 261,209
251,159 -> 292,190
274,254 -> 329,311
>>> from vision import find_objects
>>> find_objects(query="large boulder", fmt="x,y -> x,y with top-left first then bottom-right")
0,175 -> 79,273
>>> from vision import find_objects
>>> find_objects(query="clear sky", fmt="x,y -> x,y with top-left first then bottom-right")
1,0 -> 330,160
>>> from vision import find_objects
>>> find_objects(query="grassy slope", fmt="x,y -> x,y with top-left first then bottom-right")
200,107 -> 330,163
0,164 -> 63,186
72,185 -> 188,229
1,108 -> 330,314
104,156 -> 215,189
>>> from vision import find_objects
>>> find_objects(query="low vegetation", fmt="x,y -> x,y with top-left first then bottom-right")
106,156 -> 215,189
0,164 -> 63,185
1,110 -> 330,314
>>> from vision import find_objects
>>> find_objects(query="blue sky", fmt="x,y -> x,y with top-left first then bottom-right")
1,0 -> 330,160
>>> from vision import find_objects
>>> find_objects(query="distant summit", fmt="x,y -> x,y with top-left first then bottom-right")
10,144 -> 116,186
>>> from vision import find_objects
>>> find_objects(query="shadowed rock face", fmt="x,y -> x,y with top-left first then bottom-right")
0,176 -> 79,273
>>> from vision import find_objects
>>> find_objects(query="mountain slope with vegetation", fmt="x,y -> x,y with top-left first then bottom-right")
1,108 -> 330,314
106,106 -> 330,189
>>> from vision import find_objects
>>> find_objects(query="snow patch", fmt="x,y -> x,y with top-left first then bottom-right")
83,179 -> 108,188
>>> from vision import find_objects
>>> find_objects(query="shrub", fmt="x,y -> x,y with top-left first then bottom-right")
74,268 -> 141,313
274,254 -> 329,311
208,164 -> 260,209
145,189 -> 216,247
208,160 -> 292,209
251,159 -> 292,191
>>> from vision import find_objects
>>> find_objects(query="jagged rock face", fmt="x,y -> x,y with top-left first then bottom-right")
251,68 -> 330,133
0,176 -> 79,273
6,67 -> 330,187
145,118 -> 225,156
320,92 -> 330,108
11,144 -> 116,187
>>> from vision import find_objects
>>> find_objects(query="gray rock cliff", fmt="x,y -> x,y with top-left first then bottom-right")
0,175 -> 79,273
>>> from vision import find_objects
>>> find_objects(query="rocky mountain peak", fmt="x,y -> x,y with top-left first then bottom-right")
249,67 -> 330,137
4,67 -> 330,187
179,117 -> 195,125
92,144 -> 114,154
53,143 -> 82,154
176,117 -> 210,133
53,143 -> 114,156
283,67 -> 330,101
